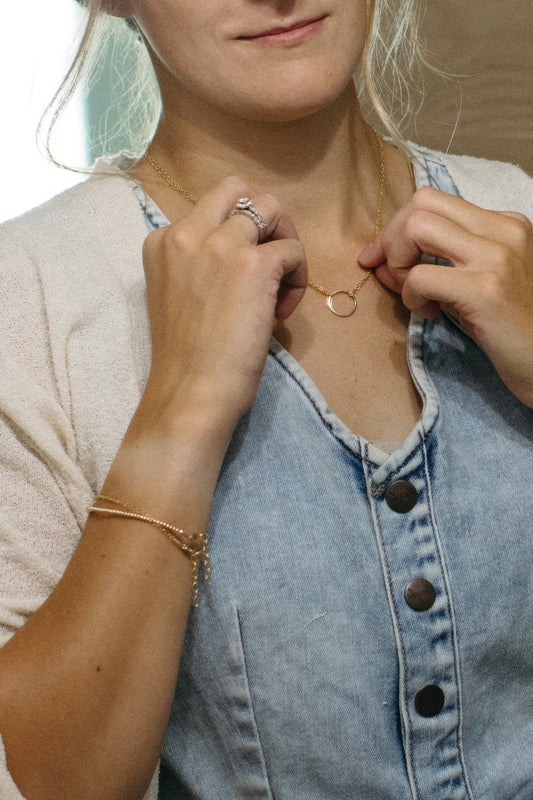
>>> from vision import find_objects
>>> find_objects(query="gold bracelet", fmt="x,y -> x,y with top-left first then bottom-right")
87,494 -> 210,607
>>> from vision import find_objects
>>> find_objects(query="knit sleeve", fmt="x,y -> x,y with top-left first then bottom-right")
0,212 -> 157,800
0,175 -> 149,644
0,215 -> 87,791
0,217 -> 92,650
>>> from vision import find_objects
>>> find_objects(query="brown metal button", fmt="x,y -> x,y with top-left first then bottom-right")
385,480 -> 418,513
404,577 -> 436,611
414,685 -> 445,717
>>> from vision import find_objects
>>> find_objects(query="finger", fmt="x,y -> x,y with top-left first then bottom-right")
371,261 -> 445,319
184,175 -> 257,231
224,191 -> 300,245
359,189 -> 460,268
251,239 -> 308,319
363,211 -> 492,281
373,262 -> 411,295
358,204 -> 412,269
404,187 -> 499,237
171,176 -> 301,247
401,262 -> 473,316
361,188 -> 532,261
395,211 -> 487,267
358,187 -> 532,272
407,188 -> 533,246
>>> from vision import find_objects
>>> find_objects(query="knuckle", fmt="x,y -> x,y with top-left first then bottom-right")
411,186 -> 438,210
255,193 -> 282,228
166,223 -> 196,254
232,244 -> 259,274
220,175 -> 250,196
406,262 -> 427,285
142,224 -> 199,276
294,240 -> 306,261
505,215 -> 532,250
204,229 -> 255,268
244,245 -> 262,269
204,227 -> 230,259
480,270 -> 508,305
489,240 -> 513,268
483,270 -> 502,292
405,209 -> 431,239
255,192 -> 280,215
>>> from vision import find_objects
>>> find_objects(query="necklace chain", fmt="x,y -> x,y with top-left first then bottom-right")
305,131 -> 384,309
143,128 -> 385,318
143,151 -> 199,206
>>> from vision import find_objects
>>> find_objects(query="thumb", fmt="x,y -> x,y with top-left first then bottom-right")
358,236 -> 386,268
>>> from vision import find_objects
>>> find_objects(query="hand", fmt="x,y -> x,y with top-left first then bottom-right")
139,176 -> 307,433
358,186 -> 533,406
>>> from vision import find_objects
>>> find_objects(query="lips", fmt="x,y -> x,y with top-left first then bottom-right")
238,15 -> 327,43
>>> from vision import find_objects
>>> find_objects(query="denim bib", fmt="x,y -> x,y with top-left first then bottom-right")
137,147 -> 533,800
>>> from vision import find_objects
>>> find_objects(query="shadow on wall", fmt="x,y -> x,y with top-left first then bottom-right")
404,0 -> 533,174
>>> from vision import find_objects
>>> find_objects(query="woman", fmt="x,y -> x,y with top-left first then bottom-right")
0,0 -> 532,798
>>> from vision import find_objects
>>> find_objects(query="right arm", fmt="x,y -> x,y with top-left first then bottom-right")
0,177 -> 306,800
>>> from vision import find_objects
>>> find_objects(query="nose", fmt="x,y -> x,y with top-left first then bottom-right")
247,0 -> 297,13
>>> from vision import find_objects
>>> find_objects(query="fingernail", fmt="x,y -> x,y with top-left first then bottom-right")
358,241 -> 375,261
358,250 -> 372,266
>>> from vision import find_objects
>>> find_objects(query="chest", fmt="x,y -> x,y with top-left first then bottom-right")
273,277 -> 422,445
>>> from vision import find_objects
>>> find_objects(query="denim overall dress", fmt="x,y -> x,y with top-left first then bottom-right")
133,146 -> 533,800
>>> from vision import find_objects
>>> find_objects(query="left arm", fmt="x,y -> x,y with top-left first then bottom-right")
358,186 -> 533,406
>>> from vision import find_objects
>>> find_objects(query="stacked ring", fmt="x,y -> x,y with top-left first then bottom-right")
229,197 -> 268,242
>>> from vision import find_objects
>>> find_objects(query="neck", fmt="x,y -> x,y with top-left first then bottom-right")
141,82 -> 382,244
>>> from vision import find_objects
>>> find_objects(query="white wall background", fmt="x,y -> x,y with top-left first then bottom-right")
0,0 -> 89,223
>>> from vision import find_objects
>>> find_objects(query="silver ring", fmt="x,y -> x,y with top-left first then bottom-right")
229,197 -> 268,242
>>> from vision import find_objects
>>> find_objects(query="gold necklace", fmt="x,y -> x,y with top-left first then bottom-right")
143,128 -> 385,318
306,131 -> 384,316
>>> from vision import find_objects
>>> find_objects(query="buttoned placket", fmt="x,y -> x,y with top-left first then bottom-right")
360,314 -> 474,800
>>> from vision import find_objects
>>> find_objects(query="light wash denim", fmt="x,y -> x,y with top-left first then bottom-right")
134,146 -> 533,800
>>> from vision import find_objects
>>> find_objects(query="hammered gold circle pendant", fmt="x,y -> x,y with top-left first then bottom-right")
326,290 -> 357,317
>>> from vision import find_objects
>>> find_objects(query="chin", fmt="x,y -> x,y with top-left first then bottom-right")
241,103 -> 338,125
219,75 -> 355,125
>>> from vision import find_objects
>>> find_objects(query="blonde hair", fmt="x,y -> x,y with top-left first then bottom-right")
362,0 -> 429,147
42,0 -> 427,164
